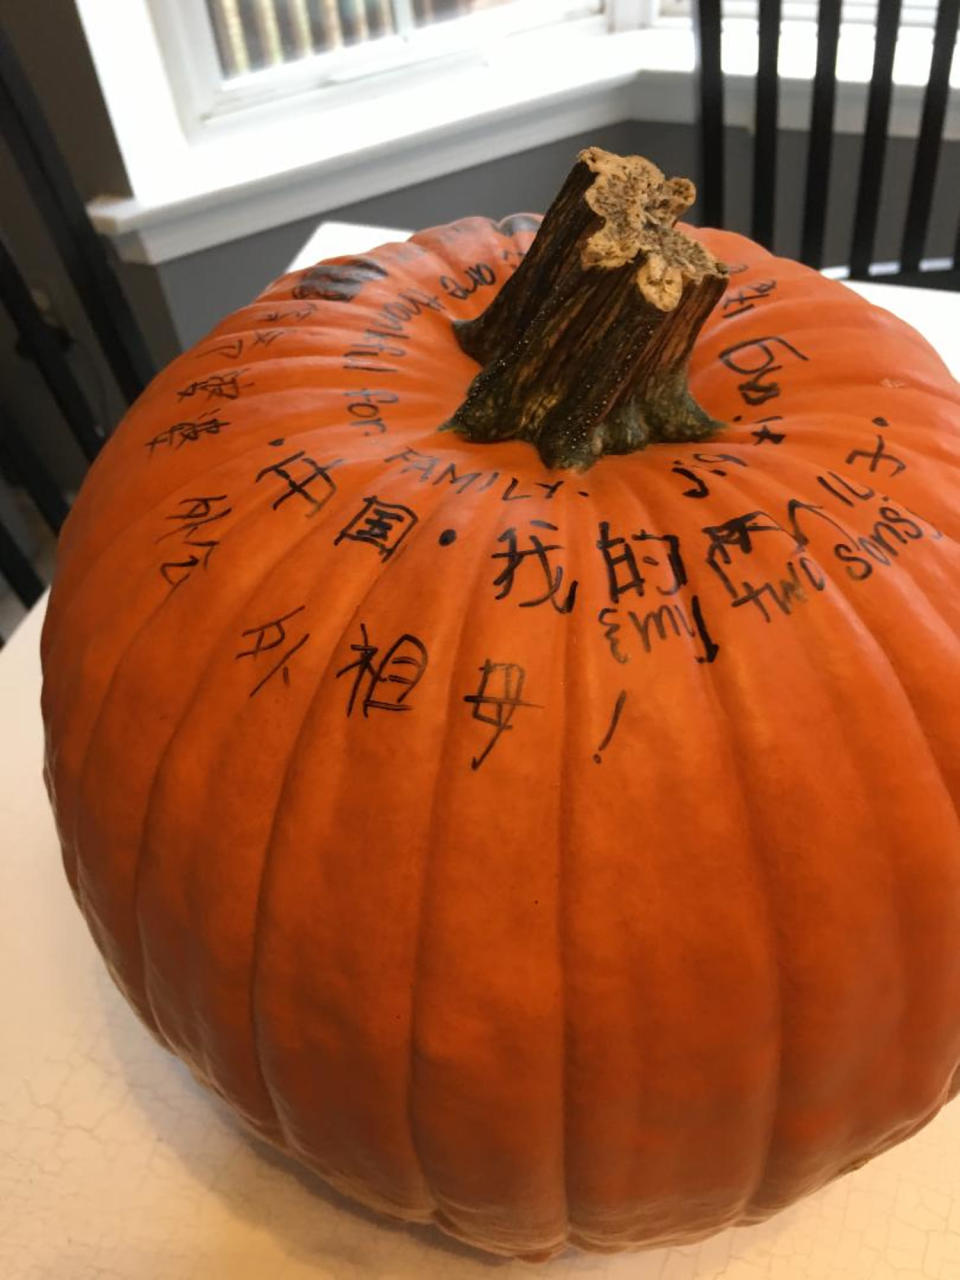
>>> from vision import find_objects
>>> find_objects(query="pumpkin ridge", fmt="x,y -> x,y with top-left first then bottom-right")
615,453 -> 822,1225
240,504 -> 428,1152
245,468 -> 509,1198
725,459 -> 958,1214
687,597 -> 784,1223
64,535 -> 223,1025
403,487 -> 514,1226
555,479 -> 576,1247
129,459 -> 391,1112
549,461 -> 734,1242
120,449 -> 399,1092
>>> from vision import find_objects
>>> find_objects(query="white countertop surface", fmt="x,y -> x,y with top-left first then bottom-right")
3,226 -> 960,1279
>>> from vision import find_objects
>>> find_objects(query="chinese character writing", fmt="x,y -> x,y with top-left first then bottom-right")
336,623 -> 429,717
177,370 -> 253,402
145,413 -> 230,454
701,510 -> 793,598
235,605 -> 309,697
463,660 -> 541,770
262,302 -> 318,324
596,521 -> 687,602
491,520 -> 578,612
255,441 -> 341,516
196,337 -> 244,360
335,496 -> 418,559
670,451 -> 748,499
156,493 -> 232,589
844,432 -> 906,478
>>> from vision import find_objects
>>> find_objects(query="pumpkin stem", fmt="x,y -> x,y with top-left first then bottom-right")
443,148 -> 728,470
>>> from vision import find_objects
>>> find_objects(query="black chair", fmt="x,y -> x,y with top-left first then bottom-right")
693,0 -> 960,287
0,26 -> 155,639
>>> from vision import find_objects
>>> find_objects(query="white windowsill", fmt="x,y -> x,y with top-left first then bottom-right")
77,3 -> 959,267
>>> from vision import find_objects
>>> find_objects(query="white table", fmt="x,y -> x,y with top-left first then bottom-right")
3,226 -> 960,1280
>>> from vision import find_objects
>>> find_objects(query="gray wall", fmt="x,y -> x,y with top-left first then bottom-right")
162,121 -> 960,349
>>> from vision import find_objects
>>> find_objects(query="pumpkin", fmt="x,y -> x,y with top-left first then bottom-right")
40,148 -> 960,1260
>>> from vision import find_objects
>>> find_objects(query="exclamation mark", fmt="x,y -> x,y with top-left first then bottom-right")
593,690 -> 627,764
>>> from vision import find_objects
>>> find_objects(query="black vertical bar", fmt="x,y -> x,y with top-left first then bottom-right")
339,0 -> 366,44
0,235 -> 104,462
236,0 -> 267,65
0,28 -> 154,406
899,0 -> 960,274
364,0 -> 390,39
693,0 -> 725,228
0,516 -> 44,610
849,0 -> 903,278
0,411 -> 70,535
800,0 -> 842,267
752,0 -> 782,248
274,0 -> 301,60
306,0 -> 333,49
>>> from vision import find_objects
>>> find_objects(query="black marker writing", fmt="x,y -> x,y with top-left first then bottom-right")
336,623 -> 428,716
255,444 -> 341,516
335,495 -> 418,558
463,660 -> 541,770
492,521 -> 578,613
236,605 -> 310,697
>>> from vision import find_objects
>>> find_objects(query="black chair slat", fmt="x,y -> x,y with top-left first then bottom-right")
0,411 -> 70,536
900,0 -> 960,273
693,0 -> 725,228
0,515 -> 44,610
752,0 -> 782,248
800,0 -> 843,268
849,0 -> 903,278
0,234 -> 104,463
0,27 -> 154,407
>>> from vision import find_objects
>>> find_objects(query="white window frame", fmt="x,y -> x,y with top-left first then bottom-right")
148,0 -> 612,137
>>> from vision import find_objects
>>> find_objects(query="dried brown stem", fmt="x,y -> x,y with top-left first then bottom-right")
443,148 -> 728,470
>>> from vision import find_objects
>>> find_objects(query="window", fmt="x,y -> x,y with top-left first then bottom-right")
148,0 -> 610,128
206,1 -> 603,77
148,0 -> 949,133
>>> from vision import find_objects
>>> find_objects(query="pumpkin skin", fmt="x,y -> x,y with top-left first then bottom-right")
40,211 -> 960,1261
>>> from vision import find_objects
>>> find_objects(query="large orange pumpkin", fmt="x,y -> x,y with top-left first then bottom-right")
41,149 -> 960,1259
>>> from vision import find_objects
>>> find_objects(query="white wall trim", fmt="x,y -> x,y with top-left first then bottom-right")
91,74 -> 636,264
